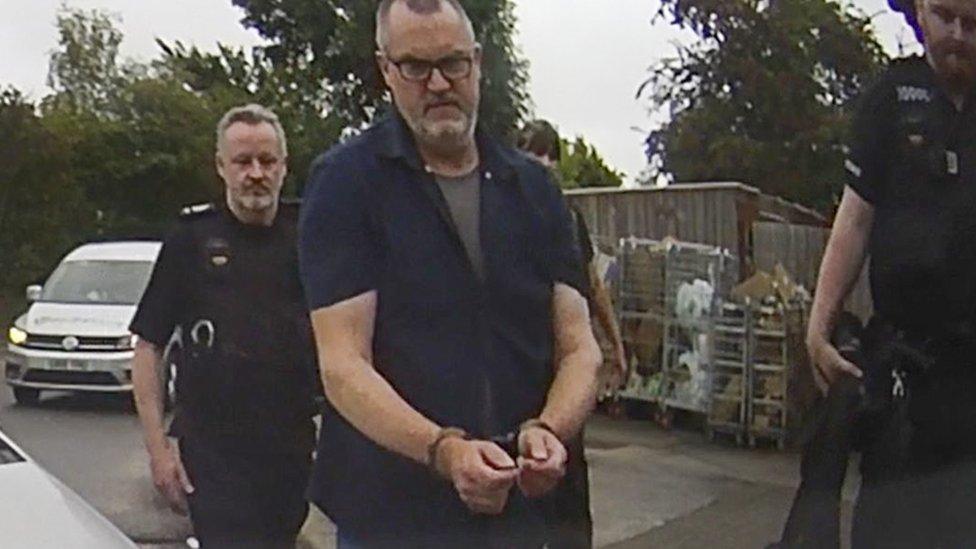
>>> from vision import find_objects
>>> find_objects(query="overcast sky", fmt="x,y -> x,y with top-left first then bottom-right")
0,0 -> 922,183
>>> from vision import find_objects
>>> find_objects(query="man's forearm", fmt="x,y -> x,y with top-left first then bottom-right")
539,343 -> 601,441
312,294 -> 443,466
321,352 -> 440,465
131,341 -> 169,453
539,284 -> 603,441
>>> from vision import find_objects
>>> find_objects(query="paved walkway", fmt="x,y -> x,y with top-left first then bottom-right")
145,414 -> 862,548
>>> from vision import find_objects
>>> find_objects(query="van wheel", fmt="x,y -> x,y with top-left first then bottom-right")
13,388 -> 40,405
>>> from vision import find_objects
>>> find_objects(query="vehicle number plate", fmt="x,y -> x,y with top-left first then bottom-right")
49,359 -> 88,371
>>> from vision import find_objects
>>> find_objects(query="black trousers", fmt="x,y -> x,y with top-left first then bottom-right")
546,435 -> 593,549
777,377 -> 860,549
181,437 -> 312,549
777,322 -> 976,549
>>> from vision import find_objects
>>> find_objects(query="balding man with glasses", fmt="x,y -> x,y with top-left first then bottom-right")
297,0 -> 602,547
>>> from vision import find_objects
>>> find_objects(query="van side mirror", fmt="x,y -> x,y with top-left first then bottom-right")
25,285 -> 42,302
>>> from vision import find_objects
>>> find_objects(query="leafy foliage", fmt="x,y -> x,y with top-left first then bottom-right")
642,0 -> 888,211
45,7 -> 134,114
0,89 -> 93,293
0,7 -> 222,302
555,137 -> 624,189
227,0 -> 530,135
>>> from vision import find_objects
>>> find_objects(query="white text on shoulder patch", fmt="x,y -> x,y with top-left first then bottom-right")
896,86 -> 932,103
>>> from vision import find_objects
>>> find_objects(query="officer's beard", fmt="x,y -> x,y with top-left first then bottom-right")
238,191 -> 275,211
930,40 -> 976,100
228,186 -> 279,225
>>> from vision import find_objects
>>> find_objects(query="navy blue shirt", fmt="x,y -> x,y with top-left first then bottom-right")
298,115 -> 586,545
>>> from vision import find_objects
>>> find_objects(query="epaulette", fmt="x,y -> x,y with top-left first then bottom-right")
890,54 -> 924,68
179,203 -> 217,218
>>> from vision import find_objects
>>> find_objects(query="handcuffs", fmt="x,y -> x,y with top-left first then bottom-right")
426,419 -> 560,475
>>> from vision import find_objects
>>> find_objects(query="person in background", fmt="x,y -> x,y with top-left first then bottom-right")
517,120 -> 628,387
516,119 -> 626,548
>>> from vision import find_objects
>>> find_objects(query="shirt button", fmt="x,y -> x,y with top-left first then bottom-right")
485,171 -> 493,180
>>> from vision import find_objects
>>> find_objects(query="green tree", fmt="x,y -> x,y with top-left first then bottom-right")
182,0 -> 529,135
160,1 -> 530,193
642,0 -> 888,211
50,77 -> 217,236
556,137 -> 624,189
41,7 -> 221,237
46,6 -> 144,115
0,89 -> 94,295
157,40 -> 346,195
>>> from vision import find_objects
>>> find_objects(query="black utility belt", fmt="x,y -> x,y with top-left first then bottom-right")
851,316 -> 976,419
865,317 -> 976,363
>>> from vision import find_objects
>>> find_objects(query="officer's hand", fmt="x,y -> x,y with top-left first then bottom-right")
807,335 -> 863,394
438,438 -> 518,515
149,440 -> 195,515
516,427 -> 567,499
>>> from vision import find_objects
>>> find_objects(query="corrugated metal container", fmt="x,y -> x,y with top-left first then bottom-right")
565,182 -> 828,282
566,182 -> 872,319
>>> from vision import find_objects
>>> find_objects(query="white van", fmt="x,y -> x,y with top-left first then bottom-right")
5,241 -> 161,404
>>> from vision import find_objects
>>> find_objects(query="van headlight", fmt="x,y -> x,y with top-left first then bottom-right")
116,334 -> 139,349
7,327 -> 27,345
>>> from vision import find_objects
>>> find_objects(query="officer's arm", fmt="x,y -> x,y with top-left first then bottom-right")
131,339 -> 169,455
537,283 -> 602,441
807,187 -> 875,353
310,291 -> 441,464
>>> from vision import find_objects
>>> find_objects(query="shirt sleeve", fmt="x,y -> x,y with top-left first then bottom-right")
541,171 -> 589,299
129,227 -> 188,347
299,158 -> 380,311
845,80 -> 890,205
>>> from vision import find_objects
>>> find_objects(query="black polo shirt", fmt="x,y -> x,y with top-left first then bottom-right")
130,203 -> 318,454
846,56 -> 976,333
298,115 -> 587,545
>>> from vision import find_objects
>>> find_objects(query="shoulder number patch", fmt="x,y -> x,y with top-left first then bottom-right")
896,86 -> 932,103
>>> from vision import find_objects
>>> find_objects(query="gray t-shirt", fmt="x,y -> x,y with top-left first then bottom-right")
435,170 -> 484,280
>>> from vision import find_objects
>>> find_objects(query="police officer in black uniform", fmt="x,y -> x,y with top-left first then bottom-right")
775,1 -> 976,547
130,104 -> 318,548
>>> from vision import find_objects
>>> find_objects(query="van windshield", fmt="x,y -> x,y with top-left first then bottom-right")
40,260 -> 155,305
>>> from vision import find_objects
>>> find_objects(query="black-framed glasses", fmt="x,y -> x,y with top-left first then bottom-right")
386,54 -> 475,83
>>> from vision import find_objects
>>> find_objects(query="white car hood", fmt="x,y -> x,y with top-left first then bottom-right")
24,302 -> 136,337
0,461 -> 136,548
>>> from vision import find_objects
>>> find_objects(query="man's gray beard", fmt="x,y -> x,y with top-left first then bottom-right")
235,192 -> 275,212
411,112 -> 477,153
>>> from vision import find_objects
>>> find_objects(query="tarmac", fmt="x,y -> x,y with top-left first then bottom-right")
279,413 -> 861,549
